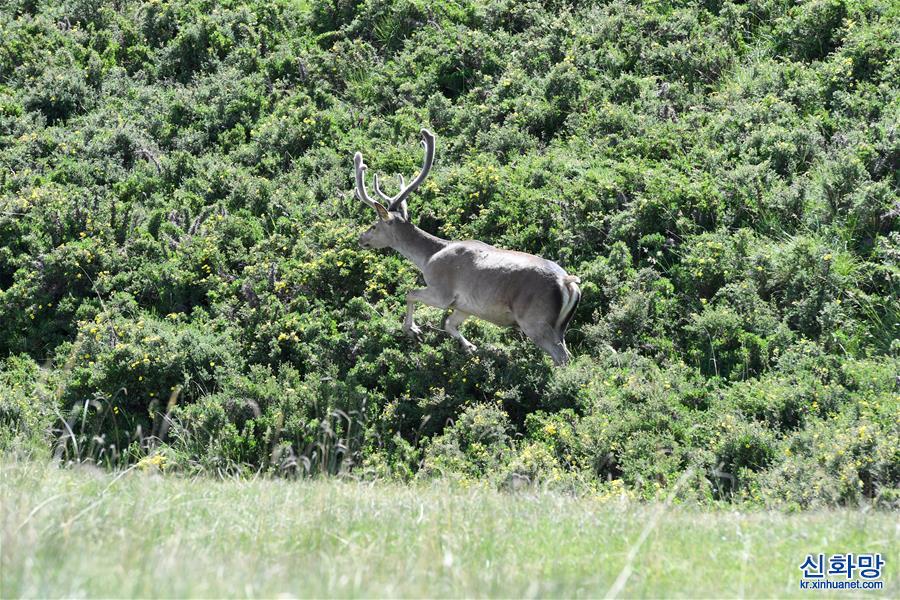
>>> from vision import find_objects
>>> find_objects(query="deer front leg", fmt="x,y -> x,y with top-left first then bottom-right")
442,309 -> 477,354
404,288 -> 451,338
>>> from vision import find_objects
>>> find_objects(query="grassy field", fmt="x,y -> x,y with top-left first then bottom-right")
1,461 -> 896,598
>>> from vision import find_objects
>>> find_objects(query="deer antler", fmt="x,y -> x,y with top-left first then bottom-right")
353,152 -> 389,219
353,129 -> 435,220
374,174 -> 407,202
388,129 -> 435,213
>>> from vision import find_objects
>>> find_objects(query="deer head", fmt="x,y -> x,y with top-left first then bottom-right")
354,129 -> 435,249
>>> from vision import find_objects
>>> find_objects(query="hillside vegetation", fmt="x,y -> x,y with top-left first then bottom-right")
0,0 -> 898,507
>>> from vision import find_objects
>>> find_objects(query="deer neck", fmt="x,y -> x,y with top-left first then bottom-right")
391,222 -> 448,271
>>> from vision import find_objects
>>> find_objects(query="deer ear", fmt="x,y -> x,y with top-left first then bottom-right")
374,202 -> 391,220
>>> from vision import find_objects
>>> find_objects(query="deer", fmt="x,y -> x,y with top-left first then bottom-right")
353,129 -> 581,366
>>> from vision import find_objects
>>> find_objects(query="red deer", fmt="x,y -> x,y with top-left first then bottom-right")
353,129 -> 580,365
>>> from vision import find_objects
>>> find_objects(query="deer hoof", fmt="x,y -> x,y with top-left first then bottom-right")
462,341 -> 477,354
404,324 -> 422,339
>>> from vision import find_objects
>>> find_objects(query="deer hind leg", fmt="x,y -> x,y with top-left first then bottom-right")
404,287 -> 453,338
520,322 -> 570,366
442,309 -> 477,354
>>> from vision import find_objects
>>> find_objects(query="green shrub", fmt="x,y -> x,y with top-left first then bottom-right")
1,0 -> 898,506
774,0 -> 848,62
24,65 -> 91,124
753,397 -> 900,508
0,354 -> 55,456
421,402 -> 513,479
171,366 -> 371,476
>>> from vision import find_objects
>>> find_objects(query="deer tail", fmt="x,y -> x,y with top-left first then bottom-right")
556,275 -> 582,332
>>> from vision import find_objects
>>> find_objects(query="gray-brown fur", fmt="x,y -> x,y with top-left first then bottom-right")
353,129 -> 580,366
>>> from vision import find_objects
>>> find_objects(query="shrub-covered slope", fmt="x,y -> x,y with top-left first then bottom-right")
0,0 -> 897,506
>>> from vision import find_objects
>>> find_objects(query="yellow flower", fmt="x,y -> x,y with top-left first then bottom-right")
137,454 -> 167,471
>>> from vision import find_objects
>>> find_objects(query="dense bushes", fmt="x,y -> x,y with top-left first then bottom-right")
1,0 -> 898,507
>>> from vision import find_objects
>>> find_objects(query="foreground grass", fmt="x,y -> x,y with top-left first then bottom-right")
1,461 -> 896,598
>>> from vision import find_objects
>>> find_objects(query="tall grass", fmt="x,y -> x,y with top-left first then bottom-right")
2,460 -> 896,598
